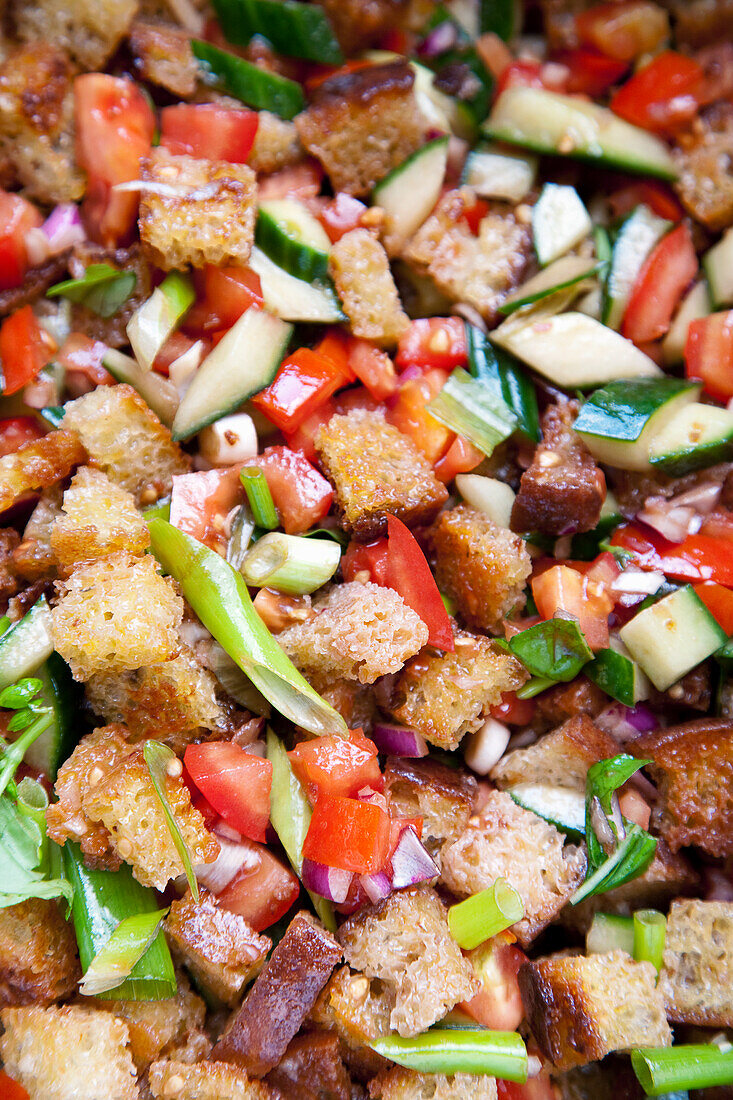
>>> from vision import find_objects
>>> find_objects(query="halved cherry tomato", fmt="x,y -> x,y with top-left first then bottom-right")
532,562 -> 613,650
0,191 -> 42,291
610,51 -> 704,135
384,514 -> 454,651
622,223 -> 697,344
0,1071 -> 30,1100
576,2 -> 669,61
612,523 -> 733,586
347,338 -> 398,401
694,581 -> 733,634
303,793 -> 391,874
217,837 -> 301,931
342,537 -> 389,586
252,446 -> 333,534
395,318 -> 467,373
0,416 -> 45,457
555,47 -> 628,97
0,306 -> 48,396
288,729 -> 383,805
160,104 -> 259,162
319,193 -> 367,243
387,368 -> 452,464
185,266 -> 263,335
460,933 -> 527,1030
433,434 -> 484,483
685,310 -> 733,402
184,742 -> 273,844
608,180 -> 684,223
169,467 -> 243,555
252,347 -> 353,434
490,691 -> 536,726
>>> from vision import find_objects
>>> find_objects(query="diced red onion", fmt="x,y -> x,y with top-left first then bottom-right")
624,704 -> 657,734
390,826 -> 439,890
371,723 -> 428,758
302,858 -> 353,903
596,703 -> 656,742
418,20 -> 459,57
41,203 -> 85,254
357,787 -> 389,812
193,835 -> 259,894
639,497 -> 699,543
674,482 -> 722,514
214,820 -> 243,843
359,871 -> 392,904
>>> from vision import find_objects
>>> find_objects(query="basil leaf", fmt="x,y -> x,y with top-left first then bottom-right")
572,824 -> 656,905
508,617 -> 593,681
0,796 -> 73,908
47,263 -> 137,319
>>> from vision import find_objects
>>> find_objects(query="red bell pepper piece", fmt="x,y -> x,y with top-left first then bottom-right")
384,515 -> 454,651
0,306 -> 48,396
694,581 -> 733,634
252,347 -> 353,433
184,741 -> 273,844
303,793 -> 391,874
610,51 -> 704,135
252,446 -> 333,534
288,728 -> 383,805
395,318 -> 467,373
160,104 -> 259,163
685,310 -> 733,402
622,223 -> 698,344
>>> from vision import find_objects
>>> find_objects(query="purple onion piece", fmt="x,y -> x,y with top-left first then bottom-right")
418,20 -> 459,58
390,826 -> 439,890
41,203 -> 84,253
371,722 -> 429,758
359,871 -> 392,904
302,857 -> 353,904
624,704 -> 658,734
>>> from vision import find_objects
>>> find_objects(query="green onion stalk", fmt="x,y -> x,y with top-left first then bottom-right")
448,879 -> 524,950
632,1044 -> 733,1096
633,909 -> 666,973
241,532 -> 341,595
370,1029 -> 528,1081
240,467 -> 279,529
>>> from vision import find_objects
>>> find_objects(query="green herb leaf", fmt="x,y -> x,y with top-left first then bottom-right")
79,908 -> 169,997
573,823 -> 657,905
144,740 -> 199,902
0,677 -> 43,709
0,709 -> 53,798
47,263 -> 137,318
0,795 -> 72,909
508,617 -> 593,682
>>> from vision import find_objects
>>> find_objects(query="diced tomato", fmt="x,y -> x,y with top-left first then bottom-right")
252,446 -> 333,534
0,1071 -> 30,1100
57,332 -> 114,391
496,59 -> 549,96
74,74 -> 156,246
289,729 -> 383,805
622,223 -> 697,344
685,310 -> 733,402
0,416 -> 45,457
152,331 -> 201,376
460,933 -> 527,1030
384,515 -> 454,650
319,193 -> 368,243
490,691 -> 536,726
185,266 -> 263,335
610,51 -> 704,136
497,1074 -> 556,1100
217,837 -> 301,931
612,523 -> 733,586
532,562 -> 612,650
347,338 -> 398,401
461,195 -> 490,235
342,537 -> 389,585
0,191 -> 42,291
608,180 -> 684,223
303,793 -> 391,874
283,399 -> 336,463
184,742 -> 273,844
0,306 -> 48,396
555,47 -> 628,96
160,104 -> 258,163
252,347 -> 353,434
387,368 -> 452,464
334,386 -> 380,415
576,2 -> 669,61
169,467 -> 243,555
618,787 -> 651,830
694,581 -> 733,633
257,161 -> 323,202
396,318 -> 467,373
433,434 -> 484,483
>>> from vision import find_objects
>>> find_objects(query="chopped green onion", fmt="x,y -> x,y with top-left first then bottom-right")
448,879 -> 524,949
241,532 -> 341,595
47,263 -> 137,318
586,912 -> 634,956
0,615 -> 10,637
240,467 -> 279,530
192,39 -> 306,119
631,1045 -> 733,1096
370,1029 -> 528,1081
508,617 -> 593,682
428,368 -> 518,456
127,271 -> 194,372
143,497 -> 171,525
79,908 -> 169,997
516,675 -> 554,699
633,909 -> 666,973
143,740 -> 199,902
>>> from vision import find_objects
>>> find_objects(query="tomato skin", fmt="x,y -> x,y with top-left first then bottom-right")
576,1 -> 669,61
395,318 -> 467,373
694,581 -> 733,634
283,399 -> 336,464
0,416 -> 45,457
622,223 -> 697,344
342,538 -> 390,586
0,306 -> 48,396
610,52 -> 704,135
257,161 -> 323,202
385,515 -> 455,651
0,1071 -> 30,1100
497,1075 -> 556,1100
347,338 -> 398,401
252,347 -> 353,433
0,191 -> 42,291
612,523 -> 733,586
57,332 -> 114,392
608,180 -> 684,223
303,793 -> 391,874
490,691 -> 536,726
252,446 -> 333,534
160,104 -> 258,162
319,193 -> 367,243
685,310 -> 733,402
169,467 -> 243,555
185,266 -> 263,335
555,47 -> 628,96
460,934 -> 527,1031
433,434 -> 484,483
288,729 -> 383,805
387,368 -> 452,464
184,742 -> 273,844
217,837 -> 301,931
532,562 -> 613,650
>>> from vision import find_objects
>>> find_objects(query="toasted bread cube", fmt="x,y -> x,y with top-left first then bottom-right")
384,756 -> 477,865
0,898 -> 79,1007
0,429 -> 86,514
388,631 -> 527,751
295,61 -> 425,196
139,149 -> 257,270
14,0 -> 138,70
165,890 -> 270,1006
308,675 -> 377,732
267,1030 -> 352,1099
658,899 -> 733,1026
315,408 -> 447,540
339,885 -> 477,1037
675,102 -> 733,232
129,21 -> 199,98
492,715 -> 620,795
101,973 -> 209,1071
52,552 -> 183,680
61,384 -> 189,505
278,580 -> 428,685
0,1004 -> 138,1100
441,790 -> 586,947
329,228 -> 409,346
51,466 -> 150,568
519,951 -> 671,1070
634,718 -> 733,856
311,964 -> 390,1080
370,1067 -> 498,1099
248,111 -> 302,173
432,504 -> 531,633
149,1060 -> 274,1099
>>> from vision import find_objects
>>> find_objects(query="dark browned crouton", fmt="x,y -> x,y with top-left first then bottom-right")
0,430 -> 86,515
539,0 -> 585,49
130,20 -> 199,98
432,504 -> 532,633
139,149 -> 258,270
13,0 -> 139,70
519,951 -> 671,1071
552,1056 -> 646,1100
248,111 -> 303,174
0,254 -> 70,318
441,790 -> 586,947
339,885 -> 477,1037
671,0 -> 733,47
312,964 -> 391,1078
165,890 -> 271,1006
329,229 -> 409,346
387,630 -> 527,750
511,402 -> 606,536
266,1031 -> 351,1100
213,912 -> 342,1076
101,973 -> 210,1071
530,678 -> 608,735
492,715 -> 620,795
315,408 -> 447,539
295,61 -> 425,196
370,1067 -> 499,1099
0,898 -> 79,1006
51,466 -> 150,569
675,103 -> 733,232
149,1059 -> 274,1099
658,899 -> 733,1026
316,0 -> 432,54
384,756 -> 477,865
634,718 -> 733,856
0,528 -> 20,610
308,675 -> 376,733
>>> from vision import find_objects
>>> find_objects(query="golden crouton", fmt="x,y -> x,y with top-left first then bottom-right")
248,111 -> 303,174
308,675 -> 377,732
14,486 -> 63,580
339,885 -> 478,1038
0,430 -> 86,514
0,44 -> 84,204
432,504 -> 531,633
492,715 -> 620,795
388,630 -> 527,751
13,0 -> 139,70
129,20 -> 199,98
149,1059 -> 275,1100
61,384 -> 190,505
101,973 -> 210,1071
0,898 -> 79,1006
52,552 -> 183,680
295,61 -> 425,196
278,580 -> 428,685
634,718 -> 733,856
441,790 -> 586,947
139,149 -> 257,270
658,899 -> 733,1027
675,103 -> 733,232
0,1004 -> 138,1100
311,964 -> 390,1080
315,408 -> 448,539
51,466 -> 150,568
329,228 -> 409,346
370,1068 -> 498,1099
165,890 -> 271,1006
403,191 -> 531,322
384,756 -> 477,866
519,951 -> 672,1071
315,0 -> 432,54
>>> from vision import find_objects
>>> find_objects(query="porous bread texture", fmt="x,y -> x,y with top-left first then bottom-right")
248,111 -> 303,173
13,0 -> 139,70
370,1067 -> 498,1099
329,228 -> 409,346
52,552 -> 183,680
491,715 -> 620,795
148,1059 -> 275,1099
51,466 -> 150,568
129,21 -> 199,98
99,973 -> 210,1072
0,898 -> 79,1006
441,790 -> 586,947
320,964 -> 393,1044
278,580 -> 428,685
61,384 -> 189,505
308,675 -> 377,733
384,757 -> 476,867
139,149 -> 257,270
431,503 -> 532,634
0,430 -> 86,514
658,899 -> 733,1026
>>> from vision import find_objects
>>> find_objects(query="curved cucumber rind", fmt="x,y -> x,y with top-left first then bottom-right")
373,137 -> 449,251
484,87 -> 678,180
532,183 -> 592,267
508,783 -> 586,836
256,200 -> 331,283
500,254 -> 600,315
211,0 -> 343,64
250,246 -> 346,324
585,645 -> 650,707
648,401 -> 733,477
192,40 -> 305,119
603,204 -> 671,331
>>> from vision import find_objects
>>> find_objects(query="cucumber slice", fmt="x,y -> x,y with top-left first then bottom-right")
587,913 -> 635,956
126,271 -> 194,373
574,378 -> 700,472
461,143 -> 537,203
211,0 -> 343,64
192,40 -> 305,119
484,87 -> 678,180
508,783 -> 586,836
532,184 -> 591,267
103,349 -> 180,427
603,205 -> 671,331
662,280 -> 710,365
465,324 -> 540,441
703,225 -> 733,309
500,255 -> 600,315
0,597 -> 54,689
172,307 -> 292,441
256,199 -> 331,283
455,474 -> 515,527
492,311 -> 662,389
373,137 -> 449,251
23,653 -> 78,780
619,585 -> 727,692
585,643 -> 650,707
480,0 -> 521,38
249,247 -> 345,323
648,401 -> 733,477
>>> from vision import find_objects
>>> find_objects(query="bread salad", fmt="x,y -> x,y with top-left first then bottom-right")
2,0 -> 733,1097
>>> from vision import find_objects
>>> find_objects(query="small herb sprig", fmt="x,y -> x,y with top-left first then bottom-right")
0,677 -> 53,799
